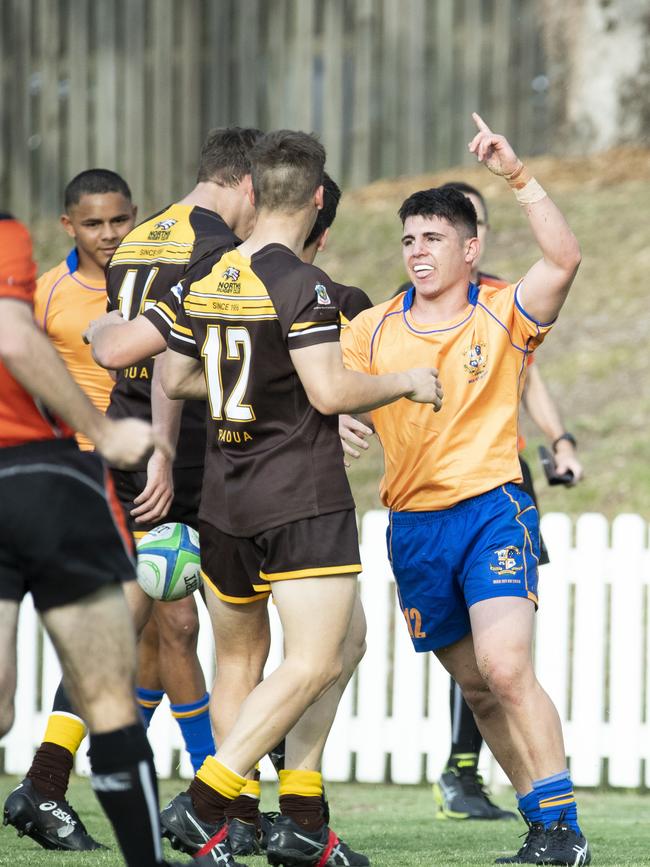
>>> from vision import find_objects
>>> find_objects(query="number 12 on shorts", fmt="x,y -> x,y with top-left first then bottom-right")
403,607 -> 427,638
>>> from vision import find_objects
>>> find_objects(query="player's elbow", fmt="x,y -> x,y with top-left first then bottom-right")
92,339 -> 125,370
0,317 -> 32,369
559,236 -> 581,277
304,386 -> 340,416
161,368 -> 184,400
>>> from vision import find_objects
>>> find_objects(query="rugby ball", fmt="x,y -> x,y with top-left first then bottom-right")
136,522 -> 201,601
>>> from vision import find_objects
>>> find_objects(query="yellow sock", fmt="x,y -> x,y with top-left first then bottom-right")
196,756 -> 246,800
278,769 -> 323,798
240,778 -> 261,799
43,712 -> 86,756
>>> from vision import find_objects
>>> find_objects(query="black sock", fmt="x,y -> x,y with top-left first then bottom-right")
447,677 -> 482,767
89,723 -> 162,867
52,680 -> 77,714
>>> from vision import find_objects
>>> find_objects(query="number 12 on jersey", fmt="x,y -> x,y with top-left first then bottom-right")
201,325 -> 255,422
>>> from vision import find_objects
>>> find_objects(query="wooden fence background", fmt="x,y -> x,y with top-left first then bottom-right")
0,0 -> 549,221
3,511 -> 650,790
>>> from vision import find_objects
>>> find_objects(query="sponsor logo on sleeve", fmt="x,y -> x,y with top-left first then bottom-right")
315,282 -> 331,305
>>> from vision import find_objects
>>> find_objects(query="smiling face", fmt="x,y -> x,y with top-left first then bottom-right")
61,192 -> 136,277
401,213 -> 479,301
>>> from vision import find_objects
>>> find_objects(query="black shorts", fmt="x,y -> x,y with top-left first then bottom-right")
0,438 -> 136,612
199,509 -> 362,604
110,464 -> 202,535
518,456 -> 550,565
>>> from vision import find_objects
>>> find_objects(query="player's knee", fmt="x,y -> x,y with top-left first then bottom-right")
0,696 -> 15,738
308,656 -> 344,699
156,602 -> 200,654
461,680 -> 498,720
481,657 -> 533,706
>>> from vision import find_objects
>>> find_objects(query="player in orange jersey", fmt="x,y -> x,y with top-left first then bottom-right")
342,115 -> 590,866
34,169 -> 136,449
0,214 -> 191,867
429,181 -> 585,824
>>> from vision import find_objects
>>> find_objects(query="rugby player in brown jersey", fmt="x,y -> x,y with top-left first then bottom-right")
82,171 -> 374,859
157,130 -> 442,867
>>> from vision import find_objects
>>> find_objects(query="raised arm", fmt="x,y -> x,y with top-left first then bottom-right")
469,112 -> 581,324
290,340 -> 443,415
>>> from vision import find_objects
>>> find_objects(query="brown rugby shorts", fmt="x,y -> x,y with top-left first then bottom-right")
199,509 -> 362,604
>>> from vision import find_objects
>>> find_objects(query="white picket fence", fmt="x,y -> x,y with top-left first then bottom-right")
2,511 -> 649,789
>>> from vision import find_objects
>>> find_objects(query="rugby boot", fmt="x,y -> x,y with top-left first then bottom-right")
228,809 -> 280,855
266,814 -> 370,866
195,819 -> 249,865
495,817 -> 547,864
541,817 -> 591,866
433,765 -> 517,820
229,817 -> 260,856
3,777 -> 105,851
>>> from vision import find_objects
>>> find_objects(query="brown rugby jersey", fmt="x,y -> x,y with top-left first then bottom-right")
105,203 -> 237,469
168,244 -> 356,536
148,278 -> 372,340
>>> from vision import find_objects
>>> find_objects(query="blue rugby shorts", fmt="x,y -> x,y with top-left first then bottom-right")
387,483 -> 540,652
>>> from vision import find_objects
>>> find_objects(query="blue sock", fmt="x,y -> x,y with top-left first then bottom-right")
533,770 -> 580,834
136,687 -> 164,729
170,693 -> 214,773
517,789 -> 543,824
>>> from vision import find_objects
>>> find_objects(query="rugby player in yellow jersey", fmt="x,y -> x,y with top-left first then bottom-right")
341,115 -> 589,866
431,181 -> 584,824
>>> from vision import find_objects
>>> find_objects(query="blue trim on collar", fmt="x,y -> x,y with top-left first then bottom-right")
65,248 -> 79,273
405,281 -> 478,309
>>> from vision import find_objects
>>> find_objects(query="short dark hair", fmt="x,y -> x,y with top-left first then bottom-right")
398,187 -> 478,239
438,181 -> 488,224
64,169 -> 132,210
303,171 -> 341,249
251,130 -> 325,212
197,126 -> 263,186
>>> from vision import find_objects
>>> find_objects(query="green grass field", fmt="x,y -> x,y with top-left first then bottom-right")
1,776 -> 648,866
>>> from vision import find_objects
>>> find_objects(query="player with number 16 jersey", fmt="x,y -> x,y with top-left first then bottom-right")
106,203 -> 237,475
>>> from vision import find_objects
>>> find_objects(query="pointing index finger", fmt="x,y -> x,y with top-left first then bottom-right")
472,112 -> 492,134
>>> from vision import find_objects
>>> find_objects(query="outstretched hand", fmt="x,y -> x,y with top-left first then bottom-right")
468,112 -> 520,177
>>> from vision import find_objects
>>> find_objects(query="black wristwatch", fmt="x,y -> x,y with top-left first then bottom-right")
552,432 -> 577,452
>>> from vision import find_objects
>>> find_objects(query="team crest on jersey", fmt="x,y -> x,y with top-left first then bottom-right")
315,283 -> 331,305
463,342 -> 488,381
222,266 -> 240,282
156,219 -> 177,230
148,218 -> 177,241
489,546 -> 523,576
